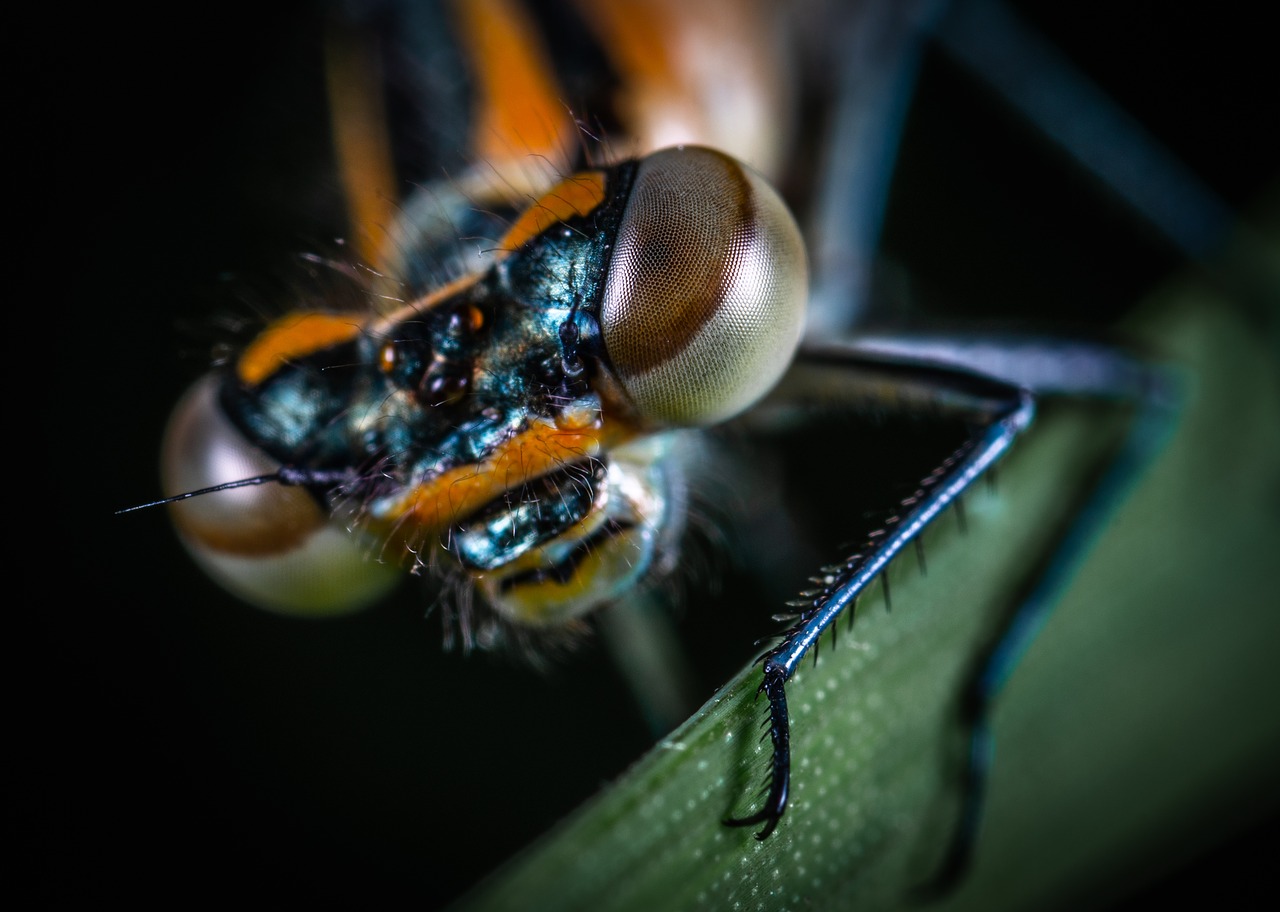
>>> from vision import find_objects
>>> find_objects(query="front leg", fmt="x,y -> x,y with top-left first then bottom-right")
726,380 -> 1035,838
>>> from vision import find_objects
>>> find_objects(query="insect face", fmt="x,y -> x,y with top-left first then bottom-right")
160,146 -> 806,637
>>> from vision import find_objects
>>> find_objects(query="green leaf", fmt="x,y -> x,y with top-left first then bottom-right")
454,209 -> 1280,912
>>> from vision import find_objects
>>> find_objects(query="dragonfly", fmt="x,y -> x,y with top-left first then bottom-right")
115,0 -> 1274,906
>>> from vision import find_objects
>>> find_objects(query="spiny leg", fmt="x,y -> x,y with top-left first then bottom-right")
728,340 -> 1174,880
725,355 -> 1035,837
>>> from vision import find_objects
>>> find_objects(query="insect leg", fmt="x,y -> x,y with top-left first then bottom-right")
766,336 -> 1181,884
726,352 -> 1037,838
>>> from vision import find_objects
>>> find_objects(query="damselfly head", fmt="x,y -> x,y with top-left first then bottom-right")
148,146 -> 809,639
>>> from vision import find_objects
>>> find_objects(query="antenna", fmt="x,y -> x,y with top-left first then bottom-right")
116,466 -> 357,514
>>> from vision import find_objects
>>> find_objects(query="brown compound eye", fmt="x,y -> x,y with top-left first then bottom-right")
600,146 -> 808,427
160,375 -> 400,616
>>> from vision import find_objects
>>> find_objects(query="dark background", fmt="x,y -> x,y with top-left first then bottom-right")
39,1 -> 1276,906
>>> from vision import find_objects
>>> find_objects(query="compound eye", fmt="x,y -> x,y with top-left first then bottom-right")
161,374 -> 400,616
600,146 -> 807,427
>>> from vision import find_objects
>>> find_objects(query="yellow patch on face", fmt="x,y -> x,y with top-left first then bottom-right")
479,521 -> 649,627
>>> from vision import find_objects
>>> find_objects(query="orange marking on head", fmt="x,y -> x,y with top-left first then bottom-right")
370,271 -> 485,336
237,312 -> 366,386
499,171 -> 608,250
376,414 -> 635,541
